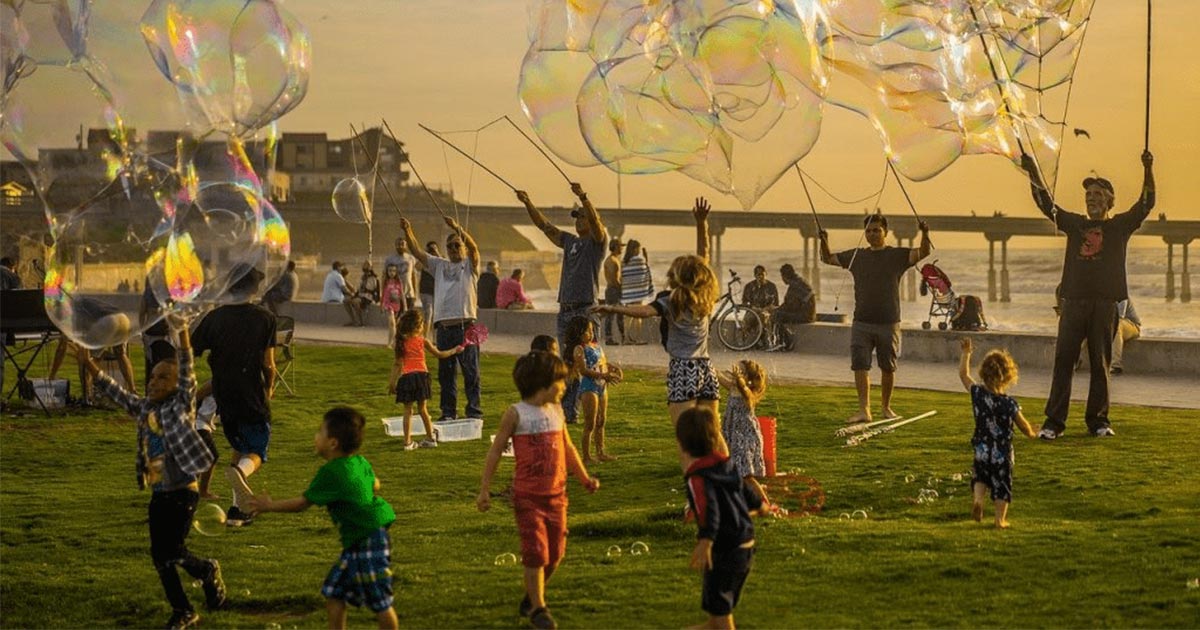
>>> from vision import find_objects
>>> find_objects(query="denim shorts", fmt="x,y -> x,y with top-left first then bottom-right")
221,421 -> 271,461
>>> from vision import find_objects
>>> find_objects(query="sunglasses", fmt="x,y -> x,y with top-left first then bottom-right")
447,242 -> 464,250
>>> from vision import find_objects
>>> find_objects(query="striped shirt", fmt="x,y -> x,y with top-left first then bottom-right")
620,255 -> 654,304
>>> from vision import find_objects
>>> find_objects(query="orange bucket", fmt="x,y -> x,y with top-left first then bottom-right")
757,416 -> 777,477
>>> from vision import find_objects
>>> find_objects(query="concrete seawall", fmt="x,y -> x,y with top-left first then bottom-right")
275,301 -> 1199,376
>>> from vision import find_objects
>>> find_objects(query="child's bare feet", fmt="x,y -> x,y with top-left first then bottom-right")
845,410 -> 870,424
596,452 -> 617,462
201,491 -> 221,500
971,502 -> 983,522
882,408 -> 900,420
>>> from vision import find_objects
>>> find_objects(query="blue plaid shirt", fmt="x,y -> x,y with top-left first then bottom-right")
96,345 -> 214,491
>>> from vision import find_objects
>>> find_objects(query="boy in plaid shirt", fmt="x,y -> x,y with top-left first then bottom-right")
80,315 -> 225,630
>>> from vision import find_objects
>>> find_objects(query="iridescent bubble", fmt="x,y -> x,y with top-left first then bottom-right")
192,502 -> 226,537
951,473 -> 964,482
629,541 -> 650,556
904,474 -> 916,483
493,552 -> 517,566
839,513 -> 851,520
605,545 -> 622,557
331,177 -> 371,224
852,509 -> 869,520
4,0 -> 91,68
1187,578 -> 1199,590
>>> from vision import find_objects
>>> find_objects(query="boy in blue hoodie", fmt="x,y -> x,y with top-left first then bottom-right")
677,407 -> 762,630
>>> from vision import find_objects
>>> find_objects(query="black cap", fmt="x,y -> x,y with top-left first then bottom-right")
1082,177 -> 1114,195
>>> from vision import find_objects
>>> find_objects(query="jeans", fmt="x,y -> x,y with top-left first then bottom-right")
603,286 -> 624,341
436,324 -> 482,419
1044,298 -> 1116,434
149,488 -> 213,613
557,303 -> 598,422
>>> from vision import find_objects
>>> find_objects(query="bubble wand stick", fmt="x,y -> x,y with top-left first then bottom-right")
503,115 -> 573,186
381,119 -> 447,218
348,123 -> 406,220
887,160 -> 933,250
419,123 -> 517,191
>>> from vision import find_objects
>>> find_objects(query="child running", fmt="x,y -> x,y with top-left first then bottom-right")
380,263 -> 406,347
958,338 -> 1036,529
477,351 -> 599,630
677,408 -> 761,630
79,315 -> 225,630
388,309 -> 463,450
563,316 -> 623,463
247,407 -> 399,629
593,198 -> 723,435
717,360 -> 771,508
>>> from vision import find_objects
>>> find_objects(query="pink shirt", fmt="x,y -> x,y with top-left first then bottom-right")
510,401 -> 566,496
496,277 -> 530,309
381,278 -> 405,313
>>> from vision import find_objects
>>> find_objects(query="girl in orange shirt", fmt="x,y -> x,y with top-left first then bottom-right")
388,310 -> 462,450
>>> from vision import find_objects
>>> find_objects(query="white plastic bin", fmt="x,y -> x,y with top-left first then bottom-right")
489,434 -> 515,457
29,379 -> 69,409
381,417 -> 427,438
433,418 -> 483,442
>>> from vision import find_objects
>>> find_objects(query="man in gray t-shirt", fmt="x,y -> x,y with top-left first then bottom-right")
516,183 -> 607,423
820,213 -> 930,425
402,216 -> 483,420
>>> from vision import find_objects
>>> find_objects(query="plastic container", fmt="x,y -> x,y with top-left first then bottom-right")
757,416 -> 777,477
489,434 -> 515,458
433,418 -> 483,442
30,379 -> 69,409
380,417 -> 427,438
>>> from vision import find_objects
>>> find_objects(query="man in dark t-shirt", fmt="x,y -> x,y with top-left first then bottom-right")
191,267 -> 277,526
820,213 -> 930,425
516,183 -> 607,423
477,261 -> 500,309
1022,150 -> 1155,439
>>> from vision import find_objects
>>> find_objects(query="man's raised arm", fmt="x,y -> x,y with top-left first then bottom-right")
446,216 -> 481,275
1021,154 -> 1062,220
1125,150 -> 1156,223
571,183 -> 607,244
516,190 -> 563,247
400,218 -> 428,267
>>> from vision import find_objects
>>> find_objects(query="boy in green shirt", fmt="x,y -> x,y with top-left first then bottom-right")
247,407 -> 398,629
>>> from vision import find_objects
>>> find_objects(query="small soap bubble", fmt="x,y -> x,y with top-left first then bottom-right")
839,513 -> 851,520
192,503 -> 226,536
852,509 -> 869,520
266,624 -> 282,630
606,545 -> 622,557
494,553 -> 517,566
242,589 -> 252,597
192,580 -> 202,589
951,473 -> 964,482
630,541 -> 650,556
1186,578 -> 1199,589
904,474 -> 915,483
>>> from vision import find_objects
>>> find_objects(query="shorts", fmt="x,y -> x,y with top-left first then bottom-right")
513,492 -> 568,568
221,421 -> 271,461
702,545 -> 754,616
850,321 -> 901,372
394,371 -> 432,404
321,527 -> 394,612
667,357 -> 720,403
579,376 -> 605,396
198,429 -> 219,466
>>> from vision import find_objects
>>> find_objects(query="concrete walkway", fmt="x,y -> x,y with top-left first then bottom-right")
295,323 -> 1199,411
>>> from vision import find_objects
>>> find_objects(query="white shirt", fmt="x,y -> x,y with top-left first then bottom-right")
322,269 -> 347,303
425,256 -> 478,323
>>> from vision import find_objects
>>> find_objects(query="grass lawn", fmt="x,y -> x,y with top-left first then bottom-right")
2,344 -> 1198,628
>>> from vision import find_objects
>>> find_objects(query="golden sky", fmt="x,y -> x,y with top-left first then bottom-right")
13,1 -> 1200,249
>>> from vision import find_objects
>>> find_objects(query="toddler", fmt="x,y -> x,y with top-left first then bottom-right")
717,360 -> 771,507
564,317 -> 622,463
958,338 -> 1036,528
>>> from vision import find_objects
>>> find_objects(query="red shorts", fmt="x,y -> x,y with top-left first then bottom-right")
513,492 -> 568,568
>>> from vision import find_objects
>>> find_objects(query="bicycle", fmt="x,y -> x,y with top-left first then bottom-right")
711,270 -> 764,351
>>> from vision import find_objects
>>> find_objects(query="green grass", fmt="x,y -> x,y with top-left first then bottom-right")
2,345 -> 1199,628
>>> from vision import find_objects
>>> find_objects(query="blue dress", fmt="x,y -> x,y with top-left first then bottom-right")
970,384 -> 1020,502
721,396 -> 765,478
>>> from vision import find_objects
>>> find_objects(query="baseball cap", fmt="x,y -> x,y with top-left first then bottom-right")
1082,176 -> 1114,195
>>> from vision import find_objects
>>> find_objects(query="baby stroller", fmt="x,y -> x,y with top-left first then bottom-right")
918,261 -> 955,330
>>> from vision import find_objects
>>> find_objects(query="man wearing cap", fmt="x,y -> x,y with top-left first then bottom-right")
191,265 -> 277,526
602,237 -> 625,345
515,183 -> 607,423
1021,150 -> 1155,440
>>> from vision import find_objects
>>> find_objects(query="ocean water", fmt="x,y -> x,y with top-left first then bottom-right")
524,248 -> 1199,339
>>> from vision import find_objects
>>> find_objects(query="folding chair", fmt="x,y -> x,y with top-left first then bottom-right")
274,315 -> 295,395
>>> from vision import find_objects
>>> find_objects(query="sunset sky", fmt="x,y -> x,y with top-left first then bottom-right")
11,1 -> 1200,249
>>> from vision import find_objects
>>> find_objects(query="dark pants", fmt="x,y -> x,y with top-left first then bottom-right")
436,323 -> 482,419
602,287 -> 624,342
557,303 -> 598,422
1044,298 -> 1117,434
149,489 -> 214,613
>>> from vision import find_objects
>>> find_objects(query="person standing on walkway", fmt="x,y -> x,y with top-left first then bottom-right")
516,183 -> 608,424
602,238 -> 625,345
1021,150 -> 1155,439
384,236 -> 419,312
619,240 -> 654,344
820,213 -> 931,425
419,241 -> 439,336
401,216 -> 483,421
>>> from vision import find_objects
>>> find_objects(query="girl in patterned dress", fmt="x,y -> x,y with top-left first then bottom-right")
564,317 -> 623,463
958,338 -> 1036,528
718,359 -> 771,507
592,198 -> 724,446
380,264 -> 405,347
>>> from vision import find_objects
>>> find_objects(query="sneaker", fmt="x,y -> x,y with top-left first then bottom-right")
1037,428 -> 1060,441
529,607 -> 558,630
1093,426 -> 1116,437
202,560 -> 227,610
1110,366 -> 1124,375
518,595 -> 533,618
224,466 -> 254,507
419,439 -> 438,449
404,441 -> 420,451
165,609 -> 199,629
225,506 -> 253,527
